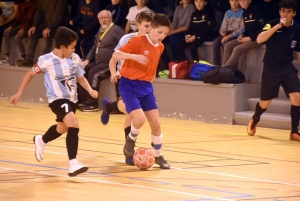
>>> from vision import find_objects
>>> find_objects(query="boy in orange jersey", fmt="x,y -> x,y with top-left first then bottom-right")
109,13 -> 171,169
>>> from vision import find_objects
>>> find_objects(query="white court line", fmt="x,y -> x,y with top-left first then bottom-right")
0,166 -> 233,201
1,144 -> 300,188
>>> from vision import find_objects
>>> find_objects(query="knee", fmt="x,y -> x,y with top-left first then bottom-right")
133,117 -> 146,128
290,93 -> 300,105
151,120 -> 161,131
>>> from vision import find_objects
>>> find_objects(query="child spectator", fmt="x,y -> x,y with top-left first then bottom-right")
1,0 -> 37,65
174,0 -> 214,61
105,0 -> 127,27
0,1 -> 18,50
70,0 -> 100,59
222,0 -> 265,67
212,0 -> 244,67
161,0 -> 195,68
125,0 -> 149,33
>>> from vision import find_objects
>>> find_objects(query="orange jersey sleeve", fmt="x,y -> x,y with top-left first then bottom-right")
119,35 -> 164,82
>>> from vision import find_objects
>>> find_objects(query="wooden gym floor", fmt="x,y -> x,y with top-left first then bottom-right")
0,100 -> 300,201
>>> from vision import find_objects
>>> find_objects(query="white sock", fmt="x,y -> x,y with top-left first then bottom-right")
129,120 -> 141,141
151,134 -> 162,157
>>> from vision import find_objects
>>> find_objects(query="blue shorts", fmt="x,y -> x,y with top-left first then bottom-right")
119,77 -> 158,113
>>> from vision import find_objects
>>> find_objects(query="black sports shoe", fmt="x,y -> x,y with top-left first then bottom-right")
155,155 -> 170,169
123,136 -> 135,165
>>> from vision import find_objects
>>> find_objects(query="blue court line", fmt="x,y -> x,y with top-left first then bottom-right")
0,160 -> 170,185
181,185 -> 253,201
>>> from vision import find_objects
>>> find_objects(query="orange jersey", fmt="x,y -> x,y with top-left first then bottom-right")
118,35 -> 164,82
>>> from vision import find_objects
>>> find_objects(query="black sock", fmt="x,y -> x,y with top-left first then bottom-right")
107,101 -> 121,113
291,105 -> 300,134
124,126 -> 131,140
42,125 -> 62,143
66,127 -> 79,160
252,102 -> 267,128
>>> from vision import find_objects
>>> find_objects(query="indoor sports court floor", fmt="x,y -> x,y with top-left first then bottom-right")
0,100 -> 300,201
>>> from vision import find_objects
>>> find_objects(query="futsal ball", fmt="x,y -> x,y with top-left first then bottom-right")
133,148 -> 155,170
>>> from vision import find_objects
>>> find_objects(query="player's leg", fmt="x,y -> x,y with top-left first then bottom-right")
142,93 -> 170,169
51,99 -> 88,176
247,69 -> 280,135
33,100 -> 70,162
33,122 -> 66,162
282,67 -> 300,141
101,98 -> 127,125
123,108 -> 146,164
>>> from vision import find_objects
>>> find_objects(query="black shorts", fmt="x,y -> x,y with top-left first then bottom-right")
49,99 -> 77,122
261,64 -> 300,100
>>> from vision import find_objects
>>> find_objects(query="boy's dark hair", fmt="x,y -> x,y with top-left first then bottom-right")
54,27 -> 78,48
151,14 -> 171,28
136,10 -> 155,24
279,0 -> 298,11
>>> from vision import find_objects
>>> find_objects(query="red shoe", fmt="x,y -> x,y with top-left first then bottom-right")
290,133 -> 300,141
247,118 -> 257,136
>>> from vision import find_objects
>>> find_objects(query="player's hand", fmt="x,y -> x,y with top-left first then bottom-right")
69,20 -> 73,25
280,18 -> 287,27
89,90 -> 98,99
10,93 -> 22,105
80,29 -> 85,34
42,28 -> 51,38
28,26 -> 36,36
133,54 -> 148,65
110,73 -> 120,83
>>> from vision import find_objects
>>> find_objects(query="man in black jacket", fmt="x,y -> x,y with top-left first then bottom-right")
16,0 -> 69,67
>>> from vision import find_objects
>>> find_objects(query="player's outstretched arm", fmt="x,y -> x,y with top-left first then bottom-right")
257,23 -> 283,44
77,76 -> 98,99
10,70 -> 37,105
113,50 -> 148,65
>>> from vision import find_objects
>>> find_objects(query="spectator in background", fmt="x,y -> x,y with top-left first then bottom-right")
1,0 -> 37,65
125,0 -> 149,33
16,0 -> 69,67
0,1 -> 18,50
212,0 -> 244,67
260,0 -> 280,22
161,0 -> 195,68
174,0 -> 215,61
70,0 -> 100,59
106,0 -> 127,27
79,10 -> 124,111
222,0 -> 265,67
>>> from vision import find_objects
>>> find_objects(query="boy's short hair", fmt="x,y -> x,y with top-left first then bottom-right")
54,27 -> 78,48
151,14 -> 171,29
135,10 -> 155,24
279,0 -> 298,11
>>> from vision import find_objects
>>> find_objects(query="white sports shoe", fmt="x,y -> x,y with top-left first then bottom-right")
68,162 -> 89,177
33,135 -> 45,162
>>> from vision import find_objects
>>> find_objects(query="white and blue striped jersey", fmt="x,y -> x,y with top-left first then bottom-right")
32,52 -> 85,103
114,32 -> 138,72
